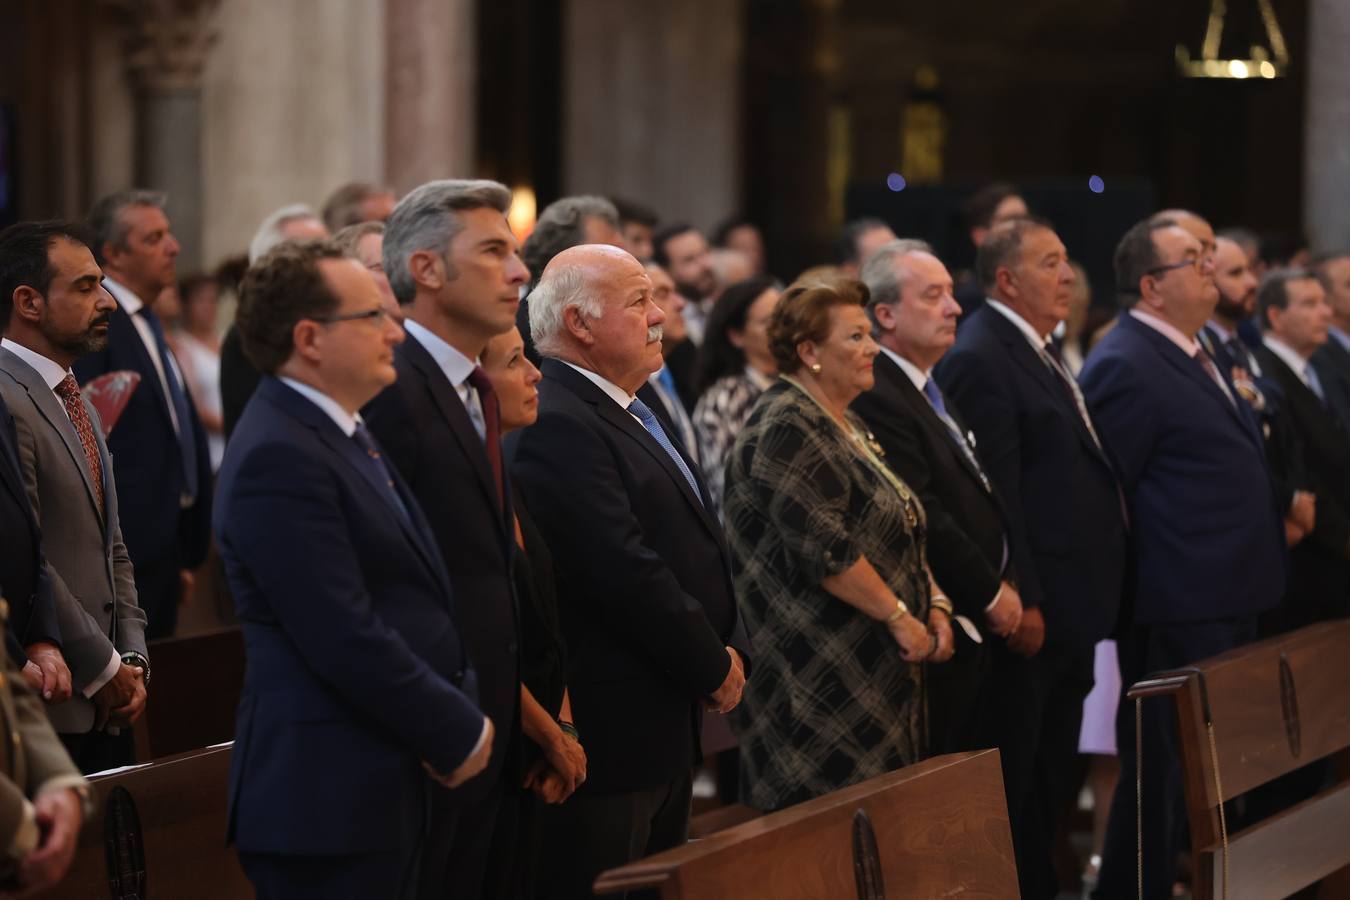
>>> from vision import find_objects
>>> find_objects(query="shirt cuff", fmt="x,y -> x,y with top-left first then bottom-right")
465,717 -> 491,766
7,799 -> 37,860
36,776 -> 93,819
985,582 -> 1004,613
82,650 -> 121,699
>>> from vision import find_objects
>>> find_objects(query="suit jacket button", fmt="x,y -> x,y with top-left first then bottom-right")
103,601 -> 114,612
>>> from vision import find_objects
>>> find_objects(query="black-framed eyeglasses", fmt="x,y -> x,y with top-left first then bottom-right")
1146,257 -> 1208,278
309,307 -> 389,326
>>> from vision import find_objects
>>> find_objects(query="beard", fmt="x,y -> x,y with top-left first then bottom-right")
46,315 -> 111,358
1214,286 -> 1254,322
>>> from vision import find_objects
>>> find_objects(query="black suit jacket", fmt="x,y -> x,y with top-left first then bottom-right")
0,392 -> 59,660
510,358 -> 749,793
72,303 -> 212,571
1313,336 -> 1350,428
851,353 -> 1007,620
936,306 -> 1126,653
219,324 -> 261,440
363,331 -> 521,802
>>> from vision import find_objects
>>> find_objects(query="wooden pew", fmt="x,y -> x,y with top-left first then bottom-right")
1128,619 -> 1350,900
133,627 -> 245,761
594,749 -> 1017,899
34,744 -> 249,899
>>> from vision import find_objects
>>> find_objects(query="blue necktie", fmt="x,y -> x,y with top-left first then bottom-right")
1306,363 -> 1327,405
922,378 -> 991,491
627,397 -> 703,506
137,307 -> 200,501
351,423 -> 412,524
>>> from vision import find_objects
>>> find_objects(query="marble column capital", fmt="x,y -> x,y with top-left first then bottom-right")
100,0 -> 221,93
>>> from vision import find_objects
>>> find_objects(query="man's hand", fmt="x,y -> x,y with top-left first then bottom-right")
985,582 -> 1023,638
23,642 -> 72,704
1006,606 -> 1045,658
92,663 -> 147,730
707,647 -> 745,714
927,610 -> 955,663
1289,491 -> 1316,535
540,727 -> 587,796
21,662 -> 43,694
426,717 -> 494,790
525,761 -> 572,804
14,788 -> 83,897
1284,517 -> 1307,547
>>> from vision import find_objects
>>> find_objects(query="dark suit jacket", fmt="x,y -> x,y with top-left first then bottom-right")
216,376 -> 483,856
72,303 -> 212,572
936,305 -> 1126,652
1313,335 -> 1350,427
0,393 -> 59,661
510,358 -> 749,793
851,352 -> 1007,620
219,324 -> 260,440
1080,314 -> 1285,626
363,331 -> 521,802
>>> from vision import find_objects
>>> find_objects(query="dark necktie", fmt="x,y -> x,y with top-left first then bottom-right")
627,396 -> 703,505
1041,343 -> 1104,451
136,307 -> 200,501
351,422 -> 411,523
54,375 -> 105,518
1195,351 -> 1236,408
465,366 -> 505,510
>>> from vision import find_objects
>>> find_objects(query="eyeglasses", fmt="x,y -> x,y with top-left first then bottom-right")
309,307 -> 389,326
1146,256 -> 1211,278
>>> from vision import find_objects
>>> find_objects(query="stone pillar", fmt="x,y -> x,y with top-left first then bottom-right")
103,0 -> 220,271
384,0 -> 477,193
563,0 -> 744,232
1304,0 -> 1350,252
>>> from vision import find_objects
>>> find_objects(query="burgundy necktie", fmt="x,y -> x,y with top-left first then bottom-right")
54,375 -> 105,517
465,366 -> 504,510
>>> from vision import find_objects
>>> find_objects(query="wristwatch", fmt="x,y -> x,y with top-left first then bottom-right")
120,652 -> 151,687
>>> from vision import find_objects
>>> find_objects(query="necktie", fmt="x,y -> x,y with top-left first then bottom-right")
1305,363 -> 1327,404
351,423 -> 411,523
1040,345 -> 1105,452
655,367 -> 689,448
922,378 -> 991,492
627,396 -> 704,506
464,366 -> 505,510
54,375 -> 105,518
1225,337 -> 1260,377
136,307 -> 200,501
1194,351 -> 1237,408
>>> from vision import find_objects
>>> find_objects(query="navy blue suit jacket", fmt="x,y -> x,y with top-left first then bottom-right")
0,392 -> 59,660
1080,314 -> 1285,625
73,303 -> 213,571
215,377 -> 484,856
936,305 -> 1126,653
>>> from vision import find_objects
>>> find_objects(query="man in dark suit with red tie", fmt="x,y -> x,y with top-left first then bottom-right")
217,239 -> 492,899
852,240 -> 1024,755
512,244 -> 750,899
364,179 -> 533,900
935,217 -> 1127,900
1082,217 -> 1285,899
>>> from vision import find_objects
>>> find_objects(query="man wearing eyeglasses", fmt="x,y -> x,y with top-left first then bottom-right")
216,239 -> 491,900
1082,217 -> 1285,900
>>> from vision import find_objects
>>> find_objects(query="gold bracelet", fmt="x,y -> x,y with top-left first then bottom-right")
884,599 -> 910,624
930,595 -> 954,617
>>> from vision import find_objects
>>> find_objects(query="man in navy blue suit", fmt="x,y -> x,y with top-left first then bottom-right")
75,191 -> 213,639
1082,217 -> 1285,900
935,217 -> 1127,900
215,239 -> 492,899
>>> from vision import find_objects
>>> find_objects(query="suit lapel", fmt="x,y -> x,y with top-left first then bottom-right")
110,304 -> 175,429
875,354 -> 990,493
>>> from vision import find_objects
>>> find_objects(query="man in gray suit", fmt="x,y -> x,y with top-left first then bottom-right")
0,221 -> 148,773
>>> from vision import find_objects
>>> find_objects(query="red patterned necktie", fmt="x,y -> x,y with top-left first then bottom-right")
54,374 -> 105,517
465,365 -> 505,511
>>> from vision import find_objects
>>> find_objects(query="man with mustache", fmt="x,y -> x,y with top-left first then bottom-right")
512,244 -> 750,899
0,221 -> 149,772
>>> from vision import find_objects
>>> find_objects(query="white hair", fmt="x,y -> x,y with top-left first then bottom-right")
248,203 -> 324,264
528,263 -> 605,358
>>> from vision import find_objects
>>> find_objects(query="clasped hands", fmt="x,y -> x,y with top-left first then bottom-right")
7,787 -> 84,898
20,642 -> 71,705
92,662 -> 147,730
523,726 -> 588,805
885,608 -> 954,663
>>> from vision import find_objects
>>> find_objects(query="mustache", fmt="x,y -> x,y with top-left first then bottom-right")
90,312 -> 112,328
647,324 -> 664,343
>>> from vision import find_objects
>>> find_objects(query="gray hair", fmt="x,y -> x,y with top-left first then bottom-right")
249,204 -> 324,264
331,220 -> 385,258
861,238 -> 935,325
528,263 -> 605,358
382,179 -> 512,303
86,190 -> 168,263
322,181 -> 394,231
521,196 -> 619,282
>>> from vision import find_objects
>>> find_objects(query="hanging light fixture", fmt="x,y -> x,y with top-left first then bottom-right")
1175,0 -> 1289,79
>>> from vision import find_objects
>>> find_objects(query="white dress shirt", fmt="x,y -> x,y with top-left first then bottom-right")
101,277 -> 183,437
560,360 -> 642,425
1261,335 -> 1321,393
0,339 -> 121,697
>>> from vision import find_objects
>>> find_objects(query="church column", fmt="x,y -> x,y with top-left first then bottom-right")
1304,0 -> 1350,252
103,0 -> 220,271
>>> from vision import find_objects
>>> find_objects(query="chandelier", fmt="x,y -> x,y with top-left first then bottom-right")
1175,0 -> 1289,79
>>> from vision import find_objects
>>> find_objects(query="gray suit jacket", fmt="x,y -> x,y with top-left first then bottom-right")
0,348 -> 146,734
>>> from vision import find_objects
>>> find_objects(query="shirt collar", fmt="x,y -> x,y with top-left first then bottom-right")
1261,334 -> 1314,384
0,338 -> 71,391
403,319 -> 478,388
278,376 -> 361,437
1329,325 -> 1350,354
101,276 -> 144,315
986,298 -> 1049,351
878,345 -> 928,392
1205,319 -> 1236,343
559,359 -> 637,410
1129,309 -> 1201,358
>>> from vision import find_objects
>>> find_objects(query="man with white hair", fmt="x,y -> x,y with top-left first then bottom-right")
511,244 -> 750,899
222,206 -> 331,436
